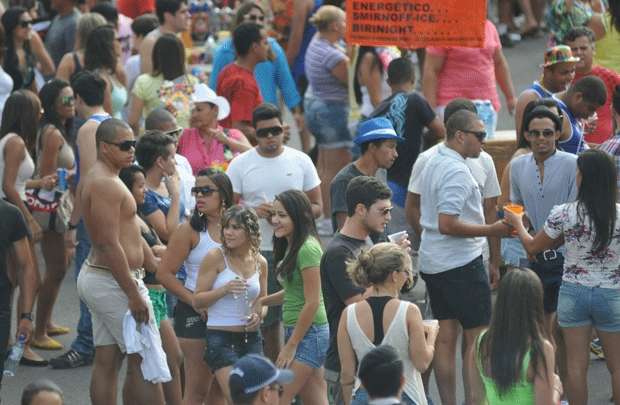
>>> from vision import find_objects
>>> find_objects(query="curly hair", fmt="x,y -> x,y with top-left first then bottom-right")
221,205 -> 261,258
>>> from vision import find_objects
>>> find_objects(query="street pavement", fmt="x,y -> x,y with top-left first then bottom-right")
1,35 -> 615,404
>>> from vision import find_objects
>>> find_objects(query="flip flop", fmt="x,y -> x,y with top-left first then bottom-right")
47,326 -> 71,336
30,337 -> 64,350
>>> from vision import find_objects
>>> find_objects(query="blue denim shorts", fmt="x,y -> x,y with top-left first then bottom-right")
558,282 -> 620,332
204,329 -> 263,371
284,323 -> 329,369
304,97 -> 352,149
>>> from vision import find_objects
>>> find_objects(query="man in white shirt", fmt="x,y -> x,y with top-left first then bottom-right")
413,110 -> 510,405
226,103 -> 322,363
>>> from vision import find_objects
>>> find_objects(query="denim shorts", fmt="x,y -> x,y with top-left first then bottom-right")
304,97 -> 352,149
558,281 -> 620,332
284,323 -> 329,369
204,329 -> 263,371
352,387 -> 417,405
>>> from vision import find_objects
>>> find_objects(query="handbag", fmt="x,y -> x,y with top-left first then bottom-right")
25,188 -> 73,233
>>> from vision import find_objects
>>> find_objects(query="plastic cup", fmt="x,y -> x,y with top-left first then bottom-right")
503,203 -> 524,215
422,319 -> 439,328
388,230 -> 408,243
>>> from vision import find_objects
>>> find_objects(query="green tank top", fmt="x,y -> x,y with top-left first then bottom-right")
476,331 -> 535,404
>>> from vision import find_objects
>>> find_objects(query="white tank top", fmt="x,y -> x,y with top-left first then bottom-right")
0,134 -> 35,201
207,248 -> 261,328
183,229 -> 220,292
346,301 -> 427,405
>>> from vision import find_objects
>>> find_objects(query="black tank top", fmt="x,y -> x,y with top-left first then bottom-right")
141,227 -> 159,285
366,296 -> 396,345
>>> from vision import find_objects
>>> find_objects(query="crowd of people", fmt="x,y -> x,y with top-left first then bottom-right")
0,0 -> 620,404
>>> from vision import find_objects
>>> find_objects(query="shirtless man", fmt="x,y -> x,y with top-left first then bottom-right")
76,118 -> 165,405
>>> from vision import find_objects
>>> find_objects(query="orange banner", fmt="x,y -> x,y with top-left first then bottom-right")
346,0 -> 487,48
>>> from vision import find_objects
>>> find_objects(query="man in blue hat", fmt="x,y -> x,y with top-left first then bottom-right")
330,117 -> 401,232
229,354 -> 294,405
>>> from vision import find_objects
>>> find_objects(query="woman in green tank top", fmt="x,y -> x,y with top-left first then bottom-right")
467,268 -> 562,404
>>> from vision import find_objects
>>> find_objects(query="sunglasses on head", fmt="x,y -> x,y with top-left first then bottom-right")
528,129 -> 556,138
61,95 -> 75,106
103,139 -> 136,151
460,129 -> 487,142
164,127 -> 183,138
19,20 -> 32,28
256,126 -> 283,138
191,186 -> 218,196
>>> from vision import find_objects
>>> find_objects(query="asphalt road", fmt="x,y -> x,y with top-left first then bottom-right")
1,35 -> 615,404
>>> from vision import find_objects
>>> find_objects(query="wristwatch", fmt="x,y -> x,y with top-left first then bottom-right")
20,312 -> 33,321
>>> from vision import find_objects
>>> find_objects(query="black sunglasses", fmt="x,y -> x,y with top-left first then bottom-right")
191,186 -> 218,196
246,14 -> 265,22
460,129 -> 487,142
256,126 -> 284,138
19,20 -> 32,28
527,129 -> 556,138
103,139 -> 136,151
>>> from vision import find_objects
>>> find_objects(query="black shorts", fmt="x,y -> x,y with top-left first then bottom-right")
173,300 -> 206,339
421,256 -> 491,329
529,250 -> 564,314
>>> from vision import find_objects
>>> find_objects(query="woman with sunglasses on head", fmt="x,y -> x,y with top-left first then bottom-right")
505,149 -> 620,405
29,79 -> 76,352
338,242 -> 438,405
157,169 -> 233,405
177,83 -> 251,175
1,6 -> 54,92
118,164 -> 183,405
256,189 -> 329,404
208,2 -> 303,141
0,90 -> 54,366
193,205 -> 267,405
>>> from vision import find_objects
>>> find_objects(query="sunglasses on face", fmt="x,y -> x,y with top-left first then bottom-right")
246,14 -> 265,22
19,20 -> 32,28
61,95 -> 75,106
460,129 -> 487,142
256,126 -> 284,138
191,186 -> 218,196
528,129 -> 556,138
103,139 -> 136,151
164,127 -> 183,138
375,206 -> 393,216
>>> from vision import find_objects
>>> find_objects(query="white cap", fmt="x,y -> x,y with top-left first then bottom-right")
191,83 -> 231,121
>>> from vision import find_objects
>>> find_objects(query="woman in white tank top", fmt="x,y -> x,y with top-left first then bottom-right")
337,243 -> 439,405
157,169 -> 233,405
193,206 -> 268,405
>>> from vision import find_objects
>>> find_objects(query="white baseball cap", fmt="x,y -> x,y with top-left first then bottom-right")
191,83 -> 231,121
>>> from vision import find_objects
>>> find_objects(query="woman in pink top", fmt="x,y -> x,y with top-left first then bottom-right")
178,83 -> 252,174
423,20 -> 517,138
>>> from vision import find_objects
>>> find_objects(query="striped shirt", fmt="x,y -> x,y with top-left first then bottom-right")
209,37 -> 301,109
305,36 -> 348,102
599,132 -> 620,196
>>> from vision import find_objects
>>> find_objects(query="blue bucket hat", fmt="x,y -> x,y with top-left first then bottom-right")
354,117 -> 402,145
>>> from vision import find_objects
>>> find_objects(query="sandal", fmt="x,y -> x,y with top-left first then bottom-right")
47,326 -> 71,336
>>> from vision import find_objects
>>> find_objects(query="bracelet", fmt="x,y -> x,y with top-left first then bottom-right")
20,312 -> 33,321
67,222 -> 78,231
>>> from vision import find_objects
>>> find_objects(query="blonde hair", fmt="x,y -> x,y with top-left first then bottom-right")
309,5 -> 345,32
347,243 -> 410,287
76,13 -> 107,50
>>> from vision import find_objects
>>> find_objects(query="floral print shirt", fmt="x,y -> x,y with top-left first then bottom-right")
544,202 -> 620,289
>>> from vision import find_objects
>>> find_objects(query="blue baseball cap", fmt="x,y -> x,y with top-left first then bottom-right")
229,354 -> 294,395
354,117 -> 401,145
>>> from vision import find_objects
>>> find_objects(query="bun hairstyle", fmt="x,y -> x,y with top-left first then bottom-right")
347,243 -> 409,287
309,5 -> 344,32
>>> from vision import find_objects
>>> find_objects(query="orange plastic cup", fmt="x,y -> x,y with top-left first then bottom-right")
503,204 -> 524,235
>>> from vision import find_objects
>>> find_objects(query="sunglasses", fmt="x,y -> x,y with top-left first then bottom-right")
460,129 -> 487,142
19,20 -> 32,28
527,129 -> 556,138
376,206 -> 393,216
246,14 -> 265,22
256,126 -> 284,138
164,127 -> 183,138
191,186 -> 218,196
103,139 -> 136,151
61,95 -> 75,106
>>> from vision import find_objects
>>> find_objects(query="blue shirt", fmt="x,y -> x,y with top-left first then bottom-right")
554,96 -> 588,155
209,37 -> 301,109
510,150 -> 578,232
141,189 -> 185,223
418,144 -> 486,273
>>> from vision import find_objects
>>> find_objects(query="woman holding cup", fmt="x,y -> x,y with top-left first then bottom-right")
193,206 -> 267,404
337,242 -> 438,405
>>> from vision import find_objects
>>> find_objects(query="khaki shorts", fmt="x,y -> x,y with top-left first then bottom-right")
77,262 -> 153,353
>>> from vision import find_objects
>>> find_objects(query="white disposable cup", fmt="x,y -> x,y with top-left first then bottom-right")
388,230 -> 408,243
423,319 -> 439,328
